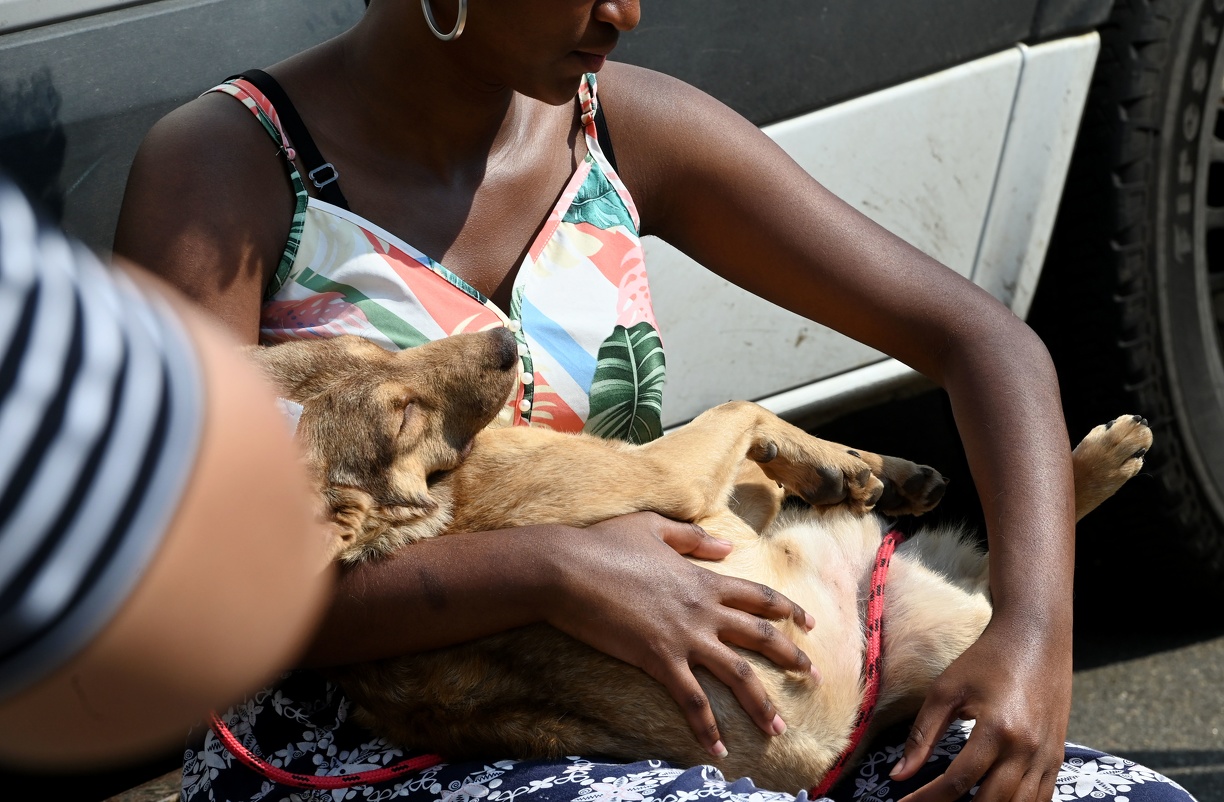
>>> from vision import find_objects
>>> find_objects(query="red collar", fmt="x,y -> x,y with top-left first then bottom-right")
811,530 -> 905,798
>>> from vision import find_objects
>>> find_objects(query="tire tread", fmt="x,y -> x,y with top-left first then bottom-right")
1031,0 -> 1224,579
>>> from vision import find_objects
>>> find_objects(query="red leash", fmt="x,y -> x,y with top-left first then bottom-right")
208,710 -> 444,790
810,530 -> 905,798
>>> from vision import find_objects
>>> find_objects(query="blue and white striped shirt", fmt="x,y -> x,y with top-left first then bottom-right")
0,178 -> 203,700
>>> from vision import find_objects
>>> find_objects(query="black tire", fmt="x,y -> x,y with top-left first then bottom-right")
1031,0 -> 1224,589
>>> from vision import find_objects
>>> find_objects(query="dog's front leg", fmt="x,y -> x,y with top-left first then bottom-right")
681,403 -> 949,518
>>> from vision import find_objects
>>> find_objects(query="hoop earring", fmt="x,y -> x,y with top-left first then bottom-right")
421,0 -> 467,41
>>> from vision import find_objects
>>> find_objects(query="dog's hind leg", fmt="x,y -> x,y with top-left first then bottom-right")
1071,414 -> 1152,521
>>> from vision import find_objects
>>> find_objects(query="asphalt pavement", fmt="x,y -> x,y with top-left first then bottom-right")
1070,631 -> 1224,801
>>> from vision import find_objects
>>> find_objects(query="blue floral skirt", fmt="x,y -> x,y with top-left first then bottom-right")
181,671 -> 1195,802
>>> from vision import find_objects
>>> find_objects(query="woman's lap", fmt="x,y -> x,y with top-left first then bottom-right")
837,720 -> 1195,801
182,673 -> 1195,802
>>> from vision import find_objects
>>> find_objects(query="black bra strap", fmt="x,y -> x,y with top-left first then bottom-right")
231,69 -> 352,211
593,103 -> 618,173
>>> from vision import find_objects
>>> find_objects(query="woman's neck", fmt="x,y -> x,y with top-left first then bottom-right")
326,4 -> 533,181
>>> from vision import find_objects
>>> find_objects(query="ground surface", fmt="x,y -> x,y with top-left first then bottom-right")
1070,629 -> 1224,800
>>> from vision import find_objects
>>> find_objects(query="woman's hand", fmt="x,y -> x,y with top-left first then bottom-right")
889,615 -> 1072,802
541,511 -> 818,759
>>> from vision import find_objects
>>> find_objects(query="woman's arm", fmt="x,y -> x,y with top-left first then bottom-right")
604,62 -> 1075,802
309,512 -> 818,756
112,98 -> 818,758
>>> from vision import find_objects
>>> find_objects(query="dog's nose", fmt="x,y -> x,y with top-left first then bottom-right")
489,326 -> 519,372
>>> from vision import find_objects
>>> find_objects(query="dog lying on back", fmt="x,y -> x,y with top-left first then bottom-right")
250,327 -> 1151,792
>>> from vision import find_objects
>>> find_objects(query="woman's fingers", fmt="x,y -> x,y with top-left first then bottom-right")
651,637 -> 791,749
971,762 -> 1038,802
1034,765 -> 1060,802
898,733 -> 993,802
654,515 -> 816,632
720,575 -> 816,632
698,642 -> 790,739
647,657 -> 727,757
655,519 -> 733,560
891,688 -> 959,782
719,608 -> 818,682
551,513 -> 821,750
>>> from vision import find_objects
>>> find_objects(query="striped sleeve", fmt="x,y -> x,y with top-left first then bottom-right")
0,179 -> 204,700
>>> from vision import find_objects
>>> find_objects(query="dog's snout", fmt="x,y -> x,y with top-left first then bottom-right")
489,326 -> 519,372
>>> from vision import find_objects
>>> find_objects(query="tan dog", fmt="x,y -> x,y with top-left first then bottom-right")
250,327 -> 1152,792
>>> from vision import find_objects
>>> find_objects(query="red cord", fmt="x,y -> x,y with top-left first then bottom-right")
208,710 -> 444,790
811,530 -> 905,798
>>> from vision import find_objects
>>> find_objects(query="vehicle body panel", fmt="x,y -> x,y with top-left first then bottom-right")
0,0 -> 365,247
651,35 -> 1098,427
615,0 -> 1108,126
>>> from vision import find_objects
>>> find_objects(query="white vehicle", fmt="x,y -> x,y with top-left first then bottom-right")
2,0 -> 1221,580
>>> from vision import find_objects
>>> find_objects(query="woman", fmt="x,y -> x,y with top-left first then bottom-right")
113,1 -> 1194,801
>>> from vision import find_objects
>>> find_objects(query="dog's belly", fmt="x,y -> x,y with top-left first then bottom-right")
706,508 -> 885,785
333,509 -> 889,792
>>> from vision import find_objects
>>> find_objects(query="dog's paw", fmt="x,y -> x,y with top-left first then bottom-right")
871,457 -> 949,517
791,451 -> 885,515
1073,414 -> 1153,485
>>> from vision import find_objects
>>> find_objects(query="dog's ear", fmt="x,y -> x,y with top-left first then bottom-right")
247,337 -> 376,400
324,481 -> 442,563
310,385 -> 442,559
309,388 -> 406,492
324,484 -> 377,560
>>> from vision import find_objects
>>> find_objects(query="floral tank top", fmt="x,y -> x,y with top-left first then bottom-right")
210,73 -> 665,443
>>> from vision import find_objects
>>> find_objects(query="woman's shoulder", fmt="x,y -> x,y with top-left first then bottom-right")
114,88 -> 296,339
595,62 -> 721,130
589,62 -> 776,233
126,88 -> 291,220
596,61 -> 772,160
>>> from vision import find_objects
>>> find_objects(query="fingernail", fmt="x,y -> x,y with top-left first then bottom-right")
810,664 -> 822,685
890,756 -> 907,778
715,537 -> 734,546
770,714 -> 787,735
804,613 -> 816,631
709,740 -> 728,759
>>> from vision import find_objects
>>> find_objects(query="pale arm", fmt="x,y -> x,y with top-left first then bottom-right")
0,268 -> 333,769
